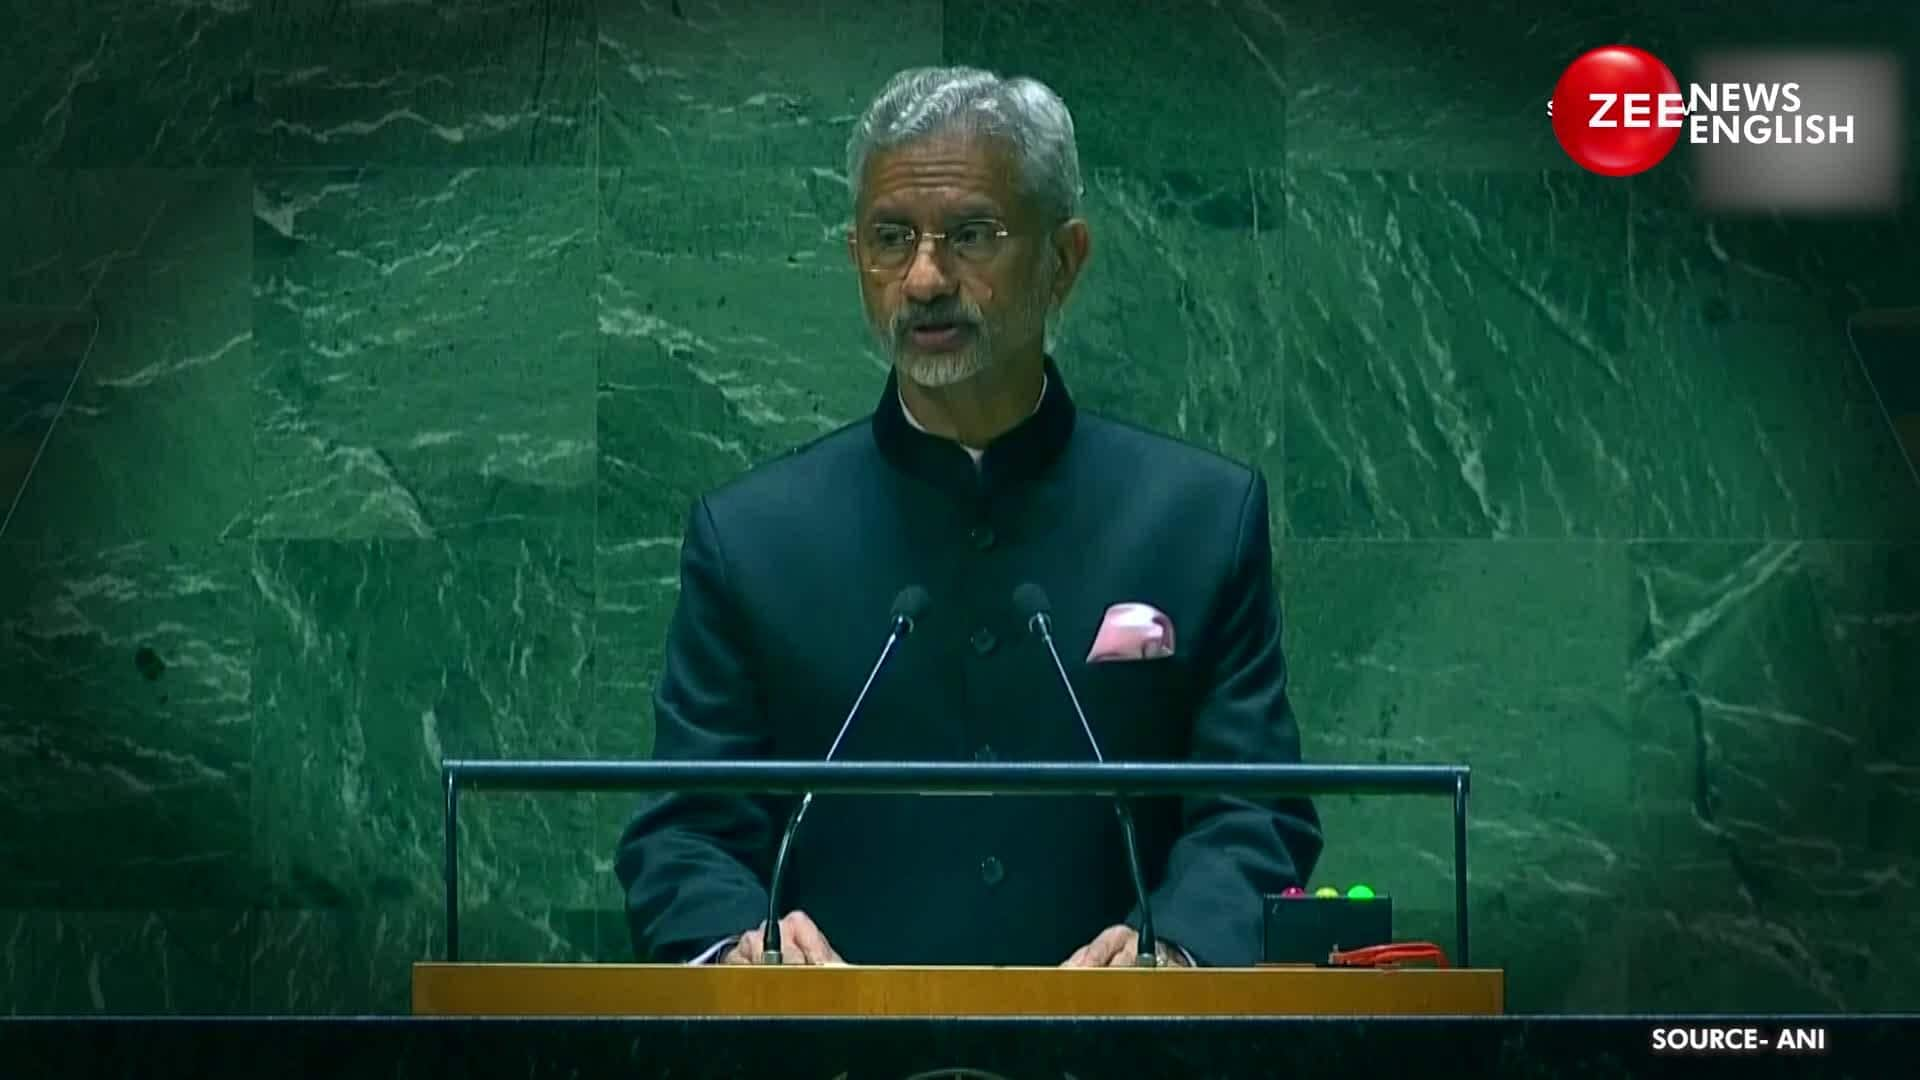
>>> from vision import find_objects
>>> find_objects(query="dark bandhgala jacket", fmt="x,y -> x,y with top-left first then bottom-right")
615,357 -> 1323,966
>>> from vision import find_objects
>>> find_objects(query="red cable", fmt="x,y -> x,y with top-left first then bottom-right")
1327,942 -> 1450,968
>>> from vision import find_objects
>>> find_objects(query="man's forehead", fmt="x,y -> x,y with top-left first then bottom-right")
857,133 -> 1022,215
864,191 -> 1006,219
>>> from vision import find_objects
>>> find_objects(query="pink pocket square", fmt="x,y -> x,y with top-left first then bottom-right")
1086,602 -> 1176,662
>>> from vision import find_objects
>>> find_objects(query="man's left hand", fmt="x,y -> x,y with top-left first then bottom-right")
1060,925 -> 1191,967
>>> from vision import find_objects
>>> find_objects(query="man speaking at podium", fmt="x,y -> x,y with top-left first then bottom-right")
616,67 -> 1322,969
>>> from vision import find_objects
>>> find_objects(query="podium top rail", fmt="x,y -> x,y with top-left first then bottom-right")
435,759 -> 1475,968
440,760 -> 1469,797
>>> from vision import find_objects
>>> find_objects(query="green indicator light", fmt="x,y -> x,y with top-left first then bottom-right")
1346,884 -> 1375,900
1314,887 -> 1340,899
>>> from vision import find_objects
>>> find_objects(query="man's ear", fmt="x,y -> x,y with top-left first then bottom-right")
1050,218 -> 1091,305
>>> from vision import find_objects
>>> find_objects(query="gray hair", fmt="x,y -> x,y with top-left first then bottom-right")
845,67 -> 1083,223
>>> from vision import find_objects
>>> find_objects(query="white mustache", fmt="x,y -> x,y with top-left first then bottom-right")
899,315 -> 978,332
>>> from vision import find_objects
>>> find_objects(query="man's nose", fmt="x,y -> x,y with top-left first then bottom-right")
899,236 -> 957,301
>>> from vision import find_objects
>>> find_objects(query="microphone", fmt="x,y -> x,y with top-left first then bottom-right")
1012,583 -> 1159,967
761,584 -> 930,964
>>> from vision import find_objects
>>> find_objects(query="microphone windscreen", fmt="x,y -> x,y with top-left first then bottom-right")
892,585 -> 932,621
1011,583 -> 1052,621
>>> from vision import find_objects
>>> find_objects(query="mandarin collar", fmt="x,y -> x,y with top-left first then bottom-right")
871,355 -> 1077,500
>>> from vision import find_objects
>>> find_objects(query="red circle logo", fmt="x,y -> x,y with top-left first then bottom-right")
1552,46 -> 1683,176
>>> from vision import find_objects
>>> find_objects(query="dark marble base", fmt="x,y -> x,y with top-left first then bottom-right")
3,1016 -> 1913,1079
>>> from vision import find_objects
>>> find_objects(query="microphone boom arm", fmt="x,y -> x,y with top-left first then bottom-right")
762,611 -> 913,964
1029,610 -> 1159,968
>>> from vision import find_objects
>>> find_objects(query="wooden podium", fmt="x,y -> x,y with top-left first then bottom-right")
412,963 -> 1503,1017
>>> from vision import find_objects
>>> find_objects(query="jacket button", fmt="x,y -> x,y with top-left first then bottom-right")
970,628 -> 997,655
968,525 -> 995,550
979,856 -> 1005,887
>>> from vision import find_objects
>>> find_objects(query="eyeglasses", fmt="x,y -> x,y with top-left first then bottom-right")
860,219 -> 1012,274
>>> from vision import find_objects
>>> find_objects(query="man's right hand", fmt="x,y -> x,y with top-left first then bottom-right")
721,910 -> 844,964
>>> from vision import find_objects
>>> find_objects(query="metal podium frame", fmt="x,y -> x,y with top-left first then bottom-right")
438,760 -> 1472,965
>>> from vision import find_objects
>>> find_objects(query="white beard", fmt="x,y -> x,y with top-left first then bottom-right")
896,338 -> 993,388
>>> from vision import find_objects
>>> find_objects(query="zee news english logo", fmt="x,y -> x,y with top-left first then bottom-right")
1548,46 -> 1860,176
1547,45 -> 1904,211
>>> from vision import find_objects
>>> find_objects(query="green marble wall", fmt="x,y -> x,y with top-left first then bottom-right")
3,0 -> 1916,1015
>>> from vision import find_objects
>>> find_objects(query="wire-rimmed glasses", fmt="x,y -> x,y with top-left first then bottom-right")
860,219 -> 1012,274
